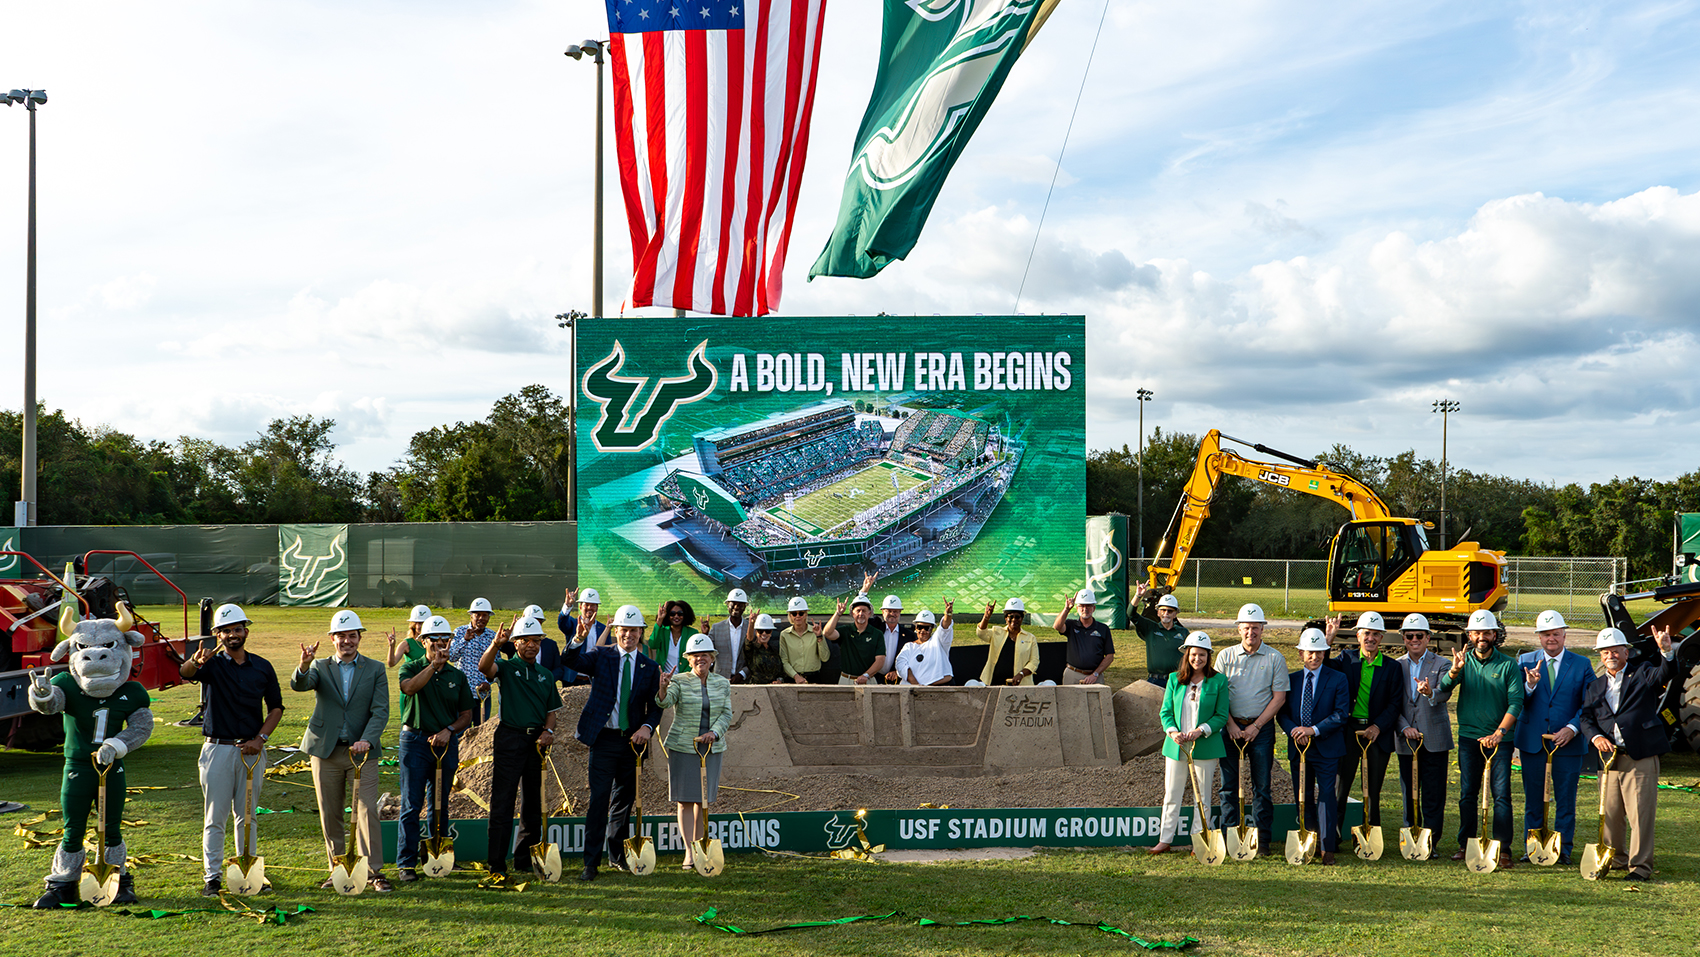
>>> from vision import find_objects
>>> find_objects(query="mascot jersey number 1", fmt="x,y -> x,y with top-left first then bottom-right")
28,594 -> 155,909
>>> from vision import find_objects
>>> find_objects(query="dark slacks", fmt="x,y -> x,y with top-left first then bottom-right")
1291,751 -> 1341,852
584,727 -> 644,870
1457,736 -> 1514,847
1217,720 -> 1276,848
1520,748 -> 1583,855
1397,747 -> 1448,835
486,724 -> 543,875
1335,722 -> 1392,839
397,728 -> 460,869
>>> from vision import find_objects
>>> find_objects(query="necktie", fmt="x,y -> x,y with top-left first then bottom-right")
1300,671 -> 1315,726
618,654 -> 633,732
1547,657 -> 1558,685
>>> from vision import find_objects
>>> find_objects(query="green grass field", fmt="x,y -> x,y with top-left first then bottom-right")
3,608 -> 1697,955
766,462 -> 930,536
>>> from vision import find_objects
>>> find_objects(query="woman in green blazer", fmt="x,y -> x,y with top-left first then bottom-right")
1151,631 -> 1231,854
655,634 -> 732,870
649,600 -> 700,674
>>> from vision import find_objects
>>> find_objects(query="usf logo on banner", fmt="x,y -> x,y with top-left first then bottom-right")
0,530 -> 18,576
278,524 -> 349,607
810,0 -> 1059,279
1084,514 -> 1129,628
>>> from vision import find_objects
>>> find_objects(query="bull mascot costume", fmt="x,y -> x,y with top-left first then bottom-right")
27,595 -> 154,908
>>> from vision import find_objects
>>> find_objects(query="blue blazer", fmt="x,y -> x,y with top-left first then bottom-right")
1515,649 -> 1595,755
559,640 -> 664,747
1278,666 -> 1351,759
1578,656 -> 1682,762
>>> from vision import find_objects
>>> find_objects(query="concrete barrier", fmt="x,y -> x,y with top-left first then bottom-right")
1110,679 -> 1166,761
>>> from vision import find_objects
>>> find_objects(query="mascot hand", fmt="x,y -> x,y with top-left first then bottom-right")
28,681 -> 55,707
96,738 -> 130,765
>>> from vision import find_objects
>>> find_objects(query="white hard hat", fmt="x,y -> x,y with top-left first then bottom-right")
1036,679 -> 1058,687
522,604 -> 546,622
685,634 -> 716,655
1466,609 -> 1499,632
1237,603 -> 1266,624
421,615 -> 454,638
964,678 -> 986,688
787,596 -> 810,613
212,603 -> 249,629
1535,610 -> 1566,632
851,593 -> 873,608
512,616 -> 544,638
1155,593 -> 1180,610
407,604 -> 432,623
1399,613 -> 1431,633
1355,611 -> 1386,632
1183,631 -> 1213,651
1075,589 -> 1097,606
469,597 -> 493,613
1594,627 -> 1630,650
579,588 -> 601,605
727,588 -> 749,604
754,613 -> 777,630
913,609 -> 937,626
881,594 -> 903,611
328,610 -> 364,634
1296,628 -> 1330,652
613,604 -> 646,628
1003,597 -> 1026,613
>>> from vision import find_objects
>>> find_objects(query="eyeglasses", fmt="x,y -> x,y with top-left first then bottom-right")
915,624 -> 935,631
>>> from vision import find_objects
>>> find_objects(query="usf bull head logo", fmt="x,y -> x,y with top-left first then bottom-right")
804,549 -> 828,569
582,340 -> 718,452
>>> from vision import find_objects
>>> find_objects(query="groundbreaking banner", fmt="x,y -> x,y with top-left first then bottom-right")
576,314 -> 1085,613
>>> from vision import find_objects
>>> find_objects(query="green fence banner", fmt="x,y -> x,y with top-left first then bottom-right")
0,529 -> 18,576
1085,513 -> 1129,628
1679,513 -> 1700,584
277,524 -> 349,607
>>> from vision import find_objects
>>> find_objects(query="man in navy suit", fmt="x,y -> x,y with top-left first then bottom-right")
1278,628 -> 1350,865
1330,611 -> 1403,847
1579,625 -> 1680,881
1515,610 -> 1596,864
560,603 -> 662,881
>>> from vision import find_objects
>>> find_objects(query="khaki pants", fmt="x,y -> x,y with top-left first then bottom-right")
1600,752 -> 1659,874
311,744 -> 384,869
1062,667 -> 1095,686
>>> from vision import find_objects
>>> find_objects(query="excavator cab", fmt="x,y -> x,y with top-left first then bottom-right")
1329,521 -> 1427,602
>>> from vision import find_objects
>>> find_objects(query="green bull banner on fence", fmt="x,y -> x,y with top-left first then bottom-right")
277,524 -> 349,607
1679,513 -> 1700,584
575,314 -> 1086,614
379,803 -> 1352,858
1085,513 -> 1129,628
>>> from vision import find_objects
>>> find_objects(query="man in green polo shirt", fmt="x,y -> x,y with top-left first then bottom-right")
1438,609 -> 1523,869
395,616 -> 476,881
1133,582 -> 1189,685
835,594 -> 888,685
478,616 -> 560,882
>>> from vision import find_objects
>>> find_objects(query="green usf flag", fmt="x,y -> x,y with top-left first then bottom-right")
1084,514 -> 1129,628
810,0 -> 1058,279
0,529 -> 18,576
1679,513 -> 1700,584
278,524 -> 349,607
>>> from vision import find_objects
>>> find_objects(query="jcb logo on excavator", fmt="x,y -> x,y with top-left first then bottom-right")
1257,470 -> 1290,487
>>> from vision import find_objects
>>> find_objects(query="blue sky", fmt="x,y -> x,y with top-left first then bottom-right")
2,1 -> 1697,486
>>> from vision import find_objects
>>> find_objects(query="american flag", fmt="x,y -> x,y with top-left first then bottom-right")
605,0 -> 829,317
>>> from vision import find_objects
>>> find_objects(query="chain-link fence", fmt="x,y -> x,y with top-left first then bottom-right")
1136,556 -> 1627,625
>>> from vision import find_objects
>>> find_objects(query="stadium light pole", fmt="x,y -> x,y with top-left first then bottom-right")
564,41 -> 605,319
1432,399 -> 1460,547
6,89 -> 47,528
1136,388 -> 1153,564
557,309 -> 588,522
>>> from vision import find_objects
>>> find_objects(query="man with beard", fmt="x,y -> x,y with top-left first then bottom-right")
707,587 -> 753,682
1439,609 -> 1523,869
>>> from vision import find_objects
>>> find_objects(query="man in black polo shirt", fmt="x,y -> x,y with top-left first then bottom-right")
1052,588 -> 1115,684
835,594 -> 888,685
179,603 -> 284,897
395,616 -> 476,882
478,615 -> 559,883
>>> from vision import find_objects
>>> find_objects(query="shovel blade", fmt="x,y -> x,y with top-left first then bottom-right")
1353,825 -> 1384,861
330,855 -> 369,895
1225,825 -> 1259,862
530,842 -> 563,882
225,856 -> 266,895
1284,829 -> 1316,866
422,838 -> 456,878
80,863 -> 121,908
1580,842 -> 1613,881
624,836 -> 657,876
692,839 -> 725,877
1525,830 -> 1560,866
1399,826 -> 1432,861
1464,838 -> 1500,873
1192,829 -> 1227,866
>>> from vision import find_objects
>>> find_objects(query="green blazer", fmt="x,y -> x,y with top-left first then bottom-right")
1158,671 -> 1231,761
656,671 -> 732,754
289,654 -> 390,758
647,624 -> 701,673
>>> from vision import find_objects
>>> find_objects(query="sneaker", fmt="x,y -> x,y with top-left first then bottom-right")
260,882 -> 273,893
396,868 -> 419,883
370,874 -> 394,893
201,879 -> 223,897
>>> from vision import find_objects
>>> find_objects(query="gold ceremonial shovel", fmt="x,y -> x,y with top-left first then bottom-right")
692,741 -> 725,877
224,752 -> 267,894
1285,737 -> 1318,866
1464,742 -> 1500,873
1224,736 -> 1259,861
421,743 -> 456,877
1352,731 -> 1384,861
80,755 -> 121,906
1185,742 -> 1226,866
529,742 -> 563,882
1526,734 -> 1562,866
329,751 -> 371,895
1399,733 -> 1432,861
623,740 -> 657,876
1581,746 -> 1618,880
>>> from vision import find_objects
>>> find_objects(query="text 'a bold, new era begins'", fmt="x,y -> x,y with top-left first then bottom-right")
726,351 -> 1075,394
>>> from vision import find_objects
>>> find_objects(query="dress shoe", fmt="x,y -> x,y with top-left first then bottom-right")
1558,855 -> 1574,866
1498,853 -> 1515,870
1625,869 -> 1652,882
397,868 -> 420,883
577,867 -> 598,882
1318,852 -> 1337,866
1518,853 -> 1531,863
1450,850 -> 1467,861
1147,842 -> 1172,855
370,873 -> 395,893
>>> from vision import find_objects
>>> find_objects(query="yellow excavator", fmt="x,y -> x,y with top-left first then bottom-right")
1144,430 -> 1508,641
